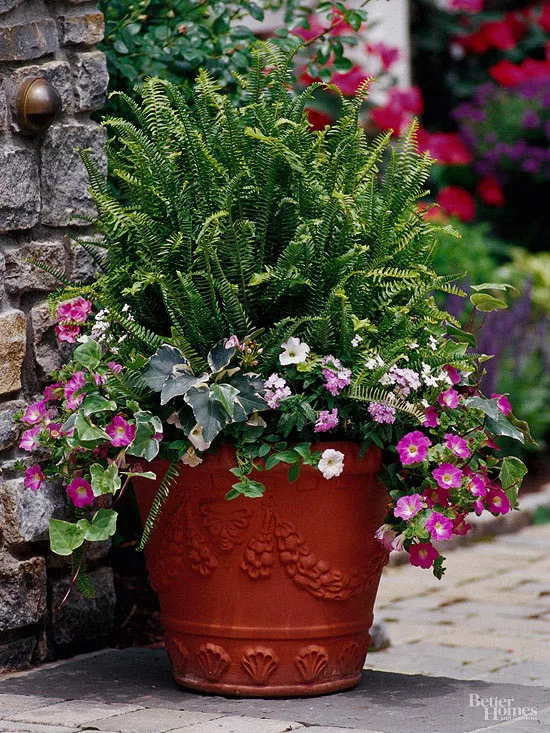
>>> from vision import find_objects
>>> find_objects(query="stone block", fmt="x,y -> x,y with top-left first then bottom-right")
73,51 -> 108,111
0,636 -> 36,673
0,476 -> 66,546
9,61 -> 72,120
0,309 -> 26,396
57,11 -> 104,46
40,122 -> 107,227
4,241 -> 67,295
0,556 -> 46,632
0,19 -> 58,62
72,240 -> 104,281
0,144 -> 40,232
49,566 -> 115,649
0,399 -> 25,451
0,83 -> 7,133
0,0 -> 24,16
30,303 -> 62,380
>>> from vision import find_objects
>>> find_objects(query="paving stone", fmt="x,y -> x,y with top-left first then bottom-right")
0,723 -> 76,733
0,694 -> 61,716
9,700 -> 142,726
177,717 -> 303,733
86,707 -> 222,732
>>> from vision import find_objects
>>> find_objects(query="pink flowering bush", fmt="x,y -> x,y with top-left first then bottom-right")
16,56 -> 529,581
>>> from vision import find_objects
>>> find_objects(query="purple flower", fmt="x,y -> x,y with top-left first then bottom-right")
467,474 -> 487,497
105,415 -> 136,447
425,511 -> 453,542
444,433 -> 471,460
432,463 -> 463,489
107,361 -> 123,375
394,493 -> 424,521
396,431 -> 432,465
24,465 -> 44,492
522,110 -> 540,130
263,373 -> 291,409
321,358 -> 352,396
314,408 -> 339,433
368,402 -> 396,424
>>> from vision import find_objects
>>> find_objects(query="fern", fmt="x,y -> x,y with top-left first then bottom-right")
138,459 -> 181,550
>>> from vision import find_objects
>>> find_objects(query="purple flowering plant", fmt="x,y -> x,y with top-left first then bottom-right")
16,50 -> 531,582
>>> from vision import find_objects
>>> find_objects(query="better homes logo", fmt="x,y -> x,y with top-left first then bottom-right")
470,694 -> 538,722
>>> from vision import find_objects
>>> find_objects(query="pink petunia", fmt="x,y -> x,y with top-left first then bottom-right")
21,401 -> 47,425
19,425 -> 42,452
422,406 -> 439,428
443,364 -> 461,385
432,463 -> 463,489
438,388 -> 460,409
444,433 -> 471,460
375,524 -> 398,552
486,489 -> 511,515
46,423 -> 63,439
43,382 -> 63,401
409,542 -> 439,569
55,323 -> 81,343
105,415 -> 136,448
467,473 -> 487,497
491,393 -> 512,416
64,371 -> 87,410
56,296 -> 92,324
394,493 -> 424,521
425,511 -> 454,541
24,465 -> 44,492
396,431 -> 432,465
452,513 -> 472,536
66,477 -> 94,508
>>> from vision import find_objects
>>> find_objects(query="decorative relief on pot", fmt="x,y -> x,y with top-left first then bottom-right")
186,506 -> 218,576
201,500 -> 252,552
241,511 -> 276,580
196,643 -> 231,681
333,642 -> 362,678
241,646 -> 279,684
146,501 -> 187,592
295,645 -> 329,683
164,633 -> 188,674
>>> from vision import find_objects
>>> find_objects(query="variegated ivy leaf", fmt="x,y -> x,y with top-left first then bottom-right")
226,373 -> 266,414
207,339 -> 236,373
49,519 -> 85,556
160,365 -> 208,405
90,463 -> 121,496
142,345 -> 188,392
77,509 -> 118,542
126,411 -> 163,461
184,384 -> 230,444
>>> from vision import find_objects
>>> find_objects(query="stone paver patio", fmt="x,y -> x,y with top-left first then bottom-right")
0,523 -> 548,733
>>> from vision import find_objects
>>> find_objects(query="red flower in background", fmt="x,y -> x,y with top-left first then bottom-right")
538,2 -> 550,33
331,65 -> 372,96
482,21 -> 517,50
449,0 -> 484,12
437,186 -> 476,222
371,87 -> 423,136
477,176 -> 505,207
489,59 -> 526,86
418,130 -> 473,165
458,11 -> 525,55
306,107 -> 332,130
367,42 -> 399,70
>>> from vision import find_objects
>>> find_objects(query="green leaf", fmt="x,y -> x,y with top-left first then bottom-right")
184,384 -> 229,444
470,282 -> 519,294
207,340 -> 235,373
288,462 -> 301,483
446,323 -> 476,347
485,415 -> 524,444
210,382 -> 240,417
77,509 -> 118,542
142,345 -> 188,392
49,519 -> 85,556
160,366 -> 206,405
81,395 -> 117,416
465,397 -> 501,421
74,339 -> 102,370
274,449 -> 299,464
470,293 -> 507,312
89,463 -> 121,496
258,443 -> 270,458
264,454 -> 281,470
126,411 -> 162,461
499,456 -> 527,505
123,470 -> 156,480
74,412 -> 110,443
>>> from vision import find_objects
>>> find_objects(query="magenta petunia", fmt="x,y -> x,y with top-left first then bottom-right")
443,364 -> 461,385
66,477 -> 94,508
21,401 -> 47,425
409,542 -> 439,569
467,473 -> 487,497
105,415 -> 136,447
491,393 -> 512,416
46,423 -> 63,439
396,431 -> 432,464
452,513 -> 472,536
444,433 -> 471,459
56,296 -> 92,324
43,382 -> 63,401
423,485 -> 450,509
432,463 -> 463,489
486,489 -> 511,515
64,371 -> 87,410
107,361 -> 123,375
19,425 -> 42,452
55,323 -> 81,343
425,511 -> 454,541
394,493 -> 424,520
473,497 -> 485,516
24,464 -> 44,492
422,406 -> 439,428
438,388 -> 460,409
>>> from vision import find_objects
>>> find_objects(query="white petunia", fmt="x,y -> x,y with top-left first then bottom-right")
188,424 -> 210,452
318,449 -> 345,480
279,337 -> 310,365
365,354 -> 384,370
351,335 -> 363,347
181,446 -> 203,467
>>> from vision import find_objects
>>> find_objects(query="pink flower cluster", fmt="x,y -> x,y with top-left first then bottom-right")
55,297 -> 92,343
314,408 -> 339,433
263,374 -> 291,409
321,356 -> 351,396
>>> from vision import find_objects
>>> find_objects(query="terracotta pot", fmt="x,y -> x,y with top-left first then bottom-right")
133,441 -> 389,697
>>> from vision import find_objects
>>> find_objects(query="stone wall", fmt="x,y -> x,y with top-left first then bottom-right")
0,0 -> 114,671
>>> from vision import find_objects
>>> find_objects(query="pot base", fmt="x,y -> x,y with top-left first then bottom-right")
173,673 -> 362,698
